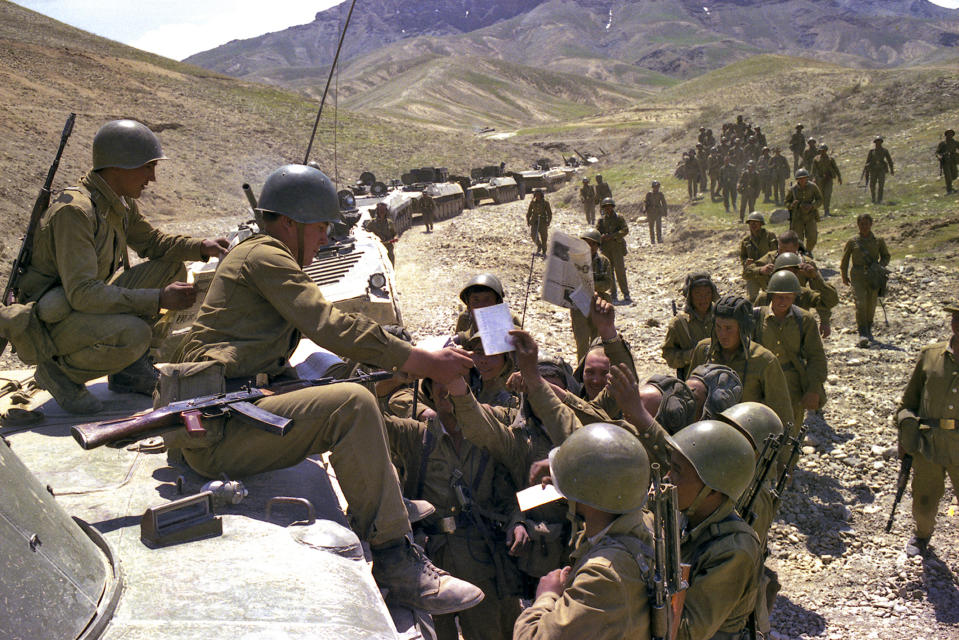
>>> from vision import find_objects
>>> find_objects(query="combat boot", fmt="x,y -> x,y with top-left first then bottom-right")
34,360 -> 103,415
856,326 -> 870,348
108,353 -> 160,396
371,536 -> 484,615
904,535 -> 929,557
403,498 -> 436,524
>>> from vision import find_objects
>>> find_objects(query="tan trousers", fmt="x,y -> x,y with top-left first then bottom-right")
790,210 -> 819,253
601,247 -> 629,298
851,274 -> 879,330
911,448 -> 959,539
583,202 -> 596,226
819,180 -> 834,216
530,219 -> 549,253
570,308 -> 597,362
183,383 -> 412,546
49,260 -> 184,383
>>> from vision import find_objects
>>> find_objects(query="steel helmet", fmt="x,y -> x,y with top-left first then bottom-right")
652,180 -> 661,187
459,274 -> 505,305
688,364 -> 743,419
717,402 -> 784,453
818,143 -> 828,152
773,252 -> 803,271
795,169 -> 810,179
582,177 -> 589,182
92,119 -> 168,171
548,422 -> 651,513
580,229 -> 601,244
746,211 -> 765,225
256,164 -> 341,224
766,270 -> 801,295
672,420 -> 756,500
874,136 -> 884,143
600,197 -> 615,207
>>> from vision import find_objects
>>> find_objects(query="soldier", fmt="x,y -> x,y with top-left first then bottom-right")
770,147 -> 791,205
802,138 -> 819,171
579,177 -> 596,225
789,124 -> 806,172
526,189 -> 553,256
752,249 -> 838,338
17,119 -> 229,414
895,300 -> 959,556
176,163 -> 484,614
662,272 -> 718,380
784,169 -> 823,255
367,202 -> 398,265
737,161 -> 761,223
570,230 -> 613,361
757,147 -> 773,203
594,174 -> 612,201
687,295 -> 793,430
864,136 -> 894,204
512,423 -> 656,640
696,144 -> 710,195
740,212 -> 778,301
684,151 -> 700,200
720,155 -> 739,213
454,274 -> 520,342
754,125 -> 767,149
840,213 -> 890,347
597,198 -> 631,303
753,271 -> 828,432
420,193 -> 435,233
811,144 -> 842,217
708,147 -> 723,199
465,334 -> 518,409
643,180 -> 668,245
936,129 -> 958,194
698,125 -> 708,146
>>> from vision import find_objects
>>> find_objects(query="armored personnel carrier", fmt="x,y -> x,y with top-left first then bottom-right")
398,167 -> 465,223
450,164 -> 522,208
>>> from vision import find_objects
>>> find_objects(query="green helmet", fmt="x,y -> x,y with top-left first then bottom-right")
672,420 -> 755,500
459,273 -> 505,305
773,252 -> 803,271
548,423 -> 651,513
580,229 -> 601,244
766,270 -> 801,295
795,169 -> 810,179
257,164 -> 341,224
746,211 -> 765,225
688,364 -> 743,419
600,197 -> 615,208
92,119 -> 168,171
717,402 -> 784,452
582,177 -> 589,182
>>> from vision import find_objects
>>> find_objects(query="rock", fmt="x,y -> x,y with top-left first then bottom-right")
769,208 -> 789,223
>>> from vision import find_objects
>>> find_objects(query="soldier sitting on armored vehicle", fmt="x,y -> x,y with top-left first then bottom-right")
366,202 -> 399,265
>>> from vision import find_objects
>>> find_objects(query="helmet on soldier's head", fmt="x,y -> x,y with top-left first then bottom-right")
652,180 -> 661,187
795,169 -> 810,179
672,420 -> 755,500
819,143 -> 828,152
796,123 -> 804,130
762,146 -> 770,153
580,229 -> 601,245
807,138 -> 817,145
582,177 -> 589,182
717,402 -> 784,453
596,174 -> 604,181
459,274 -> 505,305
688,364 -> 743,419
699,127 -> 706,132
747,160 -> 755,167
600,197 -> 615,208
766,270 -> 802,295
256,164 -> 340,224
92,120 -> 168,171
946,130 -> 956,137
548,422 -> 652,513
773,251 -> 803,271
746,211 -> 765,225
874,136 -> 884,143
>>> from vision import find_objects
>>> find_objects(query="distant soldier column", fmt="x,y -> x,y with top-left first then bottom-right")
863,136 -> 894,204
720,155 -> 739,214
579,177 -> 596,225
789,123 -> 806,172
937,129 -> 958,194
811,144 -> 842,217
642,180 -> 667,245
840,213 -> 890,347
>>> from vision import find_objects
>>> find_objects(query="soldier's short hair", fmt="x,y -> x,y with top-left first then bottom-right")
856,213 -> 873,224
778,230 -> 800,245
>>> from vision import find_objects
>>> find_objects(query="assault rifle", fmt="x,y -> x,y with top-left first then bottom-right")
650,463 -> 689,640
71,371 -> 393,450
885,454 -> 913,533
1,113 -> 76,355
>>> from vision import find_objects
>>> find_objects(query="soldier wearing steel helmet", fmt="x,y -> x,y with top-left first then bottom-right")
840,213 -> 890,347
753,270 -> 828,431
594,174 -> 612,201
597,198 -> 631,303
177,163 -> 484,615
936,129 -> 958,194
366,202 -> 398,265
736,161 -> 761,223
788,124 -> 806,172
526,189 -> 553,256
740,212 -> 778,301
570,229 -> 613,360
784,169 -> 823,254
642,180 -> 668,245
801,137 -> 819,172
453,273 -> 521,343
811,144 -> 842,217
17,119 -> 228,414
579,177 -> 597,225
770,147 -> 790,205
864,136 -> 894,204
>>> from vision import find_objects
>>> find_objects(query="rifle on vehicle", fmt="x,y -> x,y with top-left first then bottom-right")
650,463 -> 689,640
71,371 -> 393,450
885,454 -> 913,533
1,113 -> 77,355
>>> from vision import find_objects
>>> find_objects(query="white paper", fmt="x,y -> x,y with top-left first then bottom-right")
541,232 -> 594,312
472,302 -> 516,355
516,483 -> 565,512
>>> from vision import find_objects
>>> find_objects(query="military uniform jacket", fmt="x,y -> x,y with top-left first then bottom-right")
811,155 -> 841,184
688,339 -> 793,430
802,147 -> 818,170
527,199 -> 553,226
580,183 -> 596,204
754,305 -> 828,402
720,164 -> 739,186
367,217 -> 396,245
865,147 -> 894,175
771,154 -> 791,180
20,170 -> 205,314
898,341 -> 959,467
840,233 -> 890,280
789,132 -> 806,154
596,182 -> 613,201
937,139 -> 959,169
597,213 -> 629,254
643,191 -> 667,218
754,285 -> 834,327
784,182 -> 823,217
513,511 -> 655,640
662,306 -> 714,370
737,170 -> 760,195
592,253 -> 614,296
740,230 -> 778,271
180,235 -> 411,379
676,502 -> 761,640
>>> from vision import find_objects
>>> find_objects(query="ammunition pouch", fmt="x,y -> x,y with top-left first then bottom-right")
516,519 -> 566,578
865,262 -> 889,297
0,301 -> 57,365
157,361 -> 228,460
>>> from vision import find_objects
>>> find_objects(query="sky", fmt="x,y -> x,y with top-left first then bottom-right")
16,0 -> 959,61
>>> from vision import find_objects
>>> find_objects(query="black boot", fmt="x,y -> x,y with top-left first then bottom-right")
108,353 -> 160,396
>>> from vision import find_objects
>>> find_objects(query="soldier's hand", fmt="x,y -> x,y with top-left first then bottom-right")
200,237 -> 230,259
506,371 -> 527,394
820,321 -> 831,338
761,263 -> 776,275
536,567 -> 570,599
801,391 -> 820,411
590,294 -> 616,339
509,330 -> 540,380
800,262 -> 816,275
529,458 -> 552,487
402,347 -> 473,384
608,364 -> 650,426
159,282 -> 197,310
507,524 -> 531,557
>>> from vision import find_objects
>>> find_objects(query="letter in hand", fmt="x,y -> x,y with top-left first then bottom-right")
159,282 -> 198,310
200,238 -> 230,259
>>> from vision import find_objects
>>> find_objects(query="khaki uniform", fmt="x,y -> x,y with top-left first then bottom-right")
688,339 -> 794,432
802,145 -> 818,172
420,196 -> 435,232
19,170 -> 204,383
754,305 -> 828,431
898,341 -> 959,539
784,182 -> 823,253
471,367 -> 519,409
570,253 -> 613,360
527,199 -> 553,254
840,233 -> 890,334
737,169 -> 760,222
936,137 -> 959,193
386,415 -> 521,640
367,216 -> 397,265
597,212 -> 630,299
662,306 -> 714,379
685,155 -> 700,199
513,511 -> 655,640
720,163 -> 739,213
747,250 -> 838,326
595,181 -> 612,201
579,183 -> 597,225
770,154 -> 790,204
740,230 -> 778,301
811,154 -> 841,216
865,146 -> 894,203
789,132 -> 806,171
178,234 -> 413,546
643,190 -> 667,244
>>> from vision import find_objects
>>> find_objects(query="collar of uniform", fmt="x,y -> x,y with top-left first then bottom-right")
82,169 -> 132,217
684,499 -> 735,546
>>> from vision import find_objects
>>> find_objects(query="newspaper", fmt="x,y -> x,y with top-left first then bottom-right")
541,231 -> 593,315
